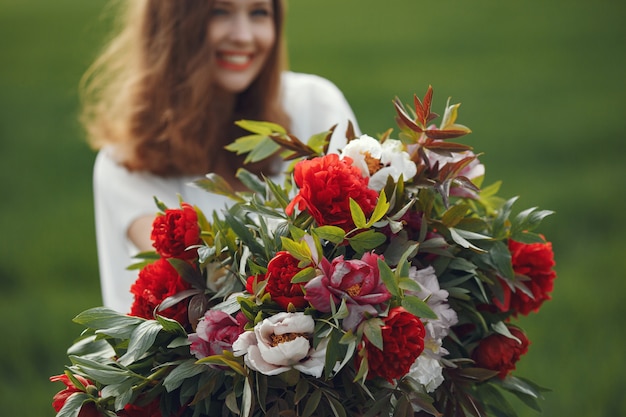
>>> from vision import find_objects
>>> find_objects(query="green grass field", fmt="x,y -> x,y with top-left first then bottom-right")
1,0 -> 625,416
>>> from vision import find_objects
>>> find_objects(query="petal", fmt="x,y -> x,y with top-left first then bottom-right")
244,345 -> 291,376
258,337 -> 311,366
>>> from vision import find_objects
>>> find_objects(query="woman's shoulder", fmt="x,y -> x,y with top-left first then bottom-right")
282,71 -> 341,90
281,71 -> 350,111
93,148 -> 182,206
282,71 -> 341,95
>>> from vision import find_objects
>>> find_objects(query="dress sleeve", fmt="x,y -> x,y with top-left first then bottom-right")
281,72 -> 360,153
93,149 -> 182,312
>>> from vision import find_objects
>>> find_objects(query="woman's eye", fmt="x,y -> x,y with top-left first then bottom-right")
250,8 -> 271,18
210,8 -> 230,17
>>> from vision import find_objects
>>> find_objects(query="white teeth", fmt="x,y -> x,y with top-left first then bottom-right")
221,54 -> 250,65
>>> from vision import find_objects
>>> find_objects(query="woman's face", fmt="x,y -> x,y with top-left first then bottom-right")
208,0 -> 276,94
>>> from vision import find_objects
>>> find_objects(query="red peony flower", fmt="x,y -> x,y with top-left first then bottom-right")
118,398 -> 163,417
129,258 -> 191,325
358,307 -> 426,383
265,251 -> 308,309
495,239 -> 556,316
245,273 -> 265,294
50,374 -> 100,416
285,154 -> 379,232
151,203 -> 201,260
472,326 -> 530,379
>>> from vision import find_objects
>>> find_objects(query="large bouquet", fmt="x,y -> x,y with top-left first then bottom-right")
52,87 -> 556,417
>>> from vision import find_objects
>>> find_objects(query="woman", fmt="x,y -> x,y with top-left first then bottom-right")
83,0 -> 360,313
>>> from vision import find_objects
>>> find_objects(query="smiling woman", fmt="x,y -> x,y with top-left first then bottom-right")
81,0 -> 360,313
209,0 -> 276,93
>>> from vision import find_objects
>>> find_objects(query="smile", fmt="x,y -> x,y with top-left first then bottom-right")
216,52 -> 254,70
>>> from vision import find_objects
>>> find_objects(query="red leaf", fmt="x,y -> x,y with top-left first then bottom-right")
394,97 -> 423,133
424,128 -> 471,140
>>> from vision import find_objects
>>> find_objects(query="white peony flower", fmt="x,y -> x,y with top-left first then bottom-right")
232,312 -> 326,377
408,353 -> 445,393
341,135 -> 417,190
406,266 -> 458,393
407,266 -> 458,354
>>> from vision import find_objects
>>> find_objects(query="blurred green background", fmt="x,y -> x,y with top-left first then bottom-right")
1,0 -> 624,416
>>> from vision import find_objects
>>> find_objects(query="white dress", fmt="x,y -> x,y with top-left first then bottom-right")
94,71 -> 360,313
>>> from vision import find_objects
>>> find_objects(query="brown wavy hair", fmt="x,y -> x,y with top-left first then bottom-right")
80,0 -> 290,177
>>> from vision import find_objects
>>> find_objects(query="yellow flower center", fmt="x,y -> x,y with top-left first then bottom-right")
364,152 -> 383,175
345,283 -> 362,297
270,333 -> 307,346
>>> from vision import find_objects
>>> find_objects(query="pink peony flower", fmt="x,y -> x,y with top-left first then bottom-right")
189,310 -> 247,359
304,252 -> 391,330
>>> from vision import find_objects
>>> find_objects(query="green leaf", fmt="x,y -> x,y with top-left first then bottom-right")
510,231 -> 546,244
348,230 -> 387,253
156,314 -> 187,335
480,180 -> 502,198
449,227 -> 488,252
335,333 -> 357,374
69,356 -> 131,385
225,390 -> 240,415
168,257 -> 206,288
511,207 -> 554,235
313,225 -> 346,244
401,295 -> 438,320
307,130 -> 333,155
302,388 -> 322,417
350,198 -> 367,229
265,176 -> 291,208
163,359 -> 207,392
118,320 -> 163,366
280,236 -> 312,263
235,119 -> 287,135
477,383 -> 517,416
489,240 -> 514,280
100,378 -> 135,410
197,352 -> 246,375
193,173 -> 246,202
242,376 -> 253,417
353,346 -> 369,383
367,190 -> 389,227
224,210 -> 265,255
291,266 -> 316,284
361,318 -> 384,351
493,196 -> 518,238
397,277 -> 422,293
441,203 -> 470,228
224,133 -> 264,153
245,137 -> 281,164
324,330 -> 346,379
392,394 -> 412,417
325,393 -> 347,417
457,367 -> 500,382
497,376 -> 547,412
333,298 -> 350,321
294,379 -> 310,404
73,308 -> 143,330
236,168 -> 267,195
57,393 -> 92,417
407,391 -> 442,417
377,259 -> 400,298
491,322 -> 522,343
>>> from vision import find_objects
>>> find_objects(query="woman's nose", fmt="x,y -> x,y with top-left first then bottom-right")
228,14 -> 254,43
